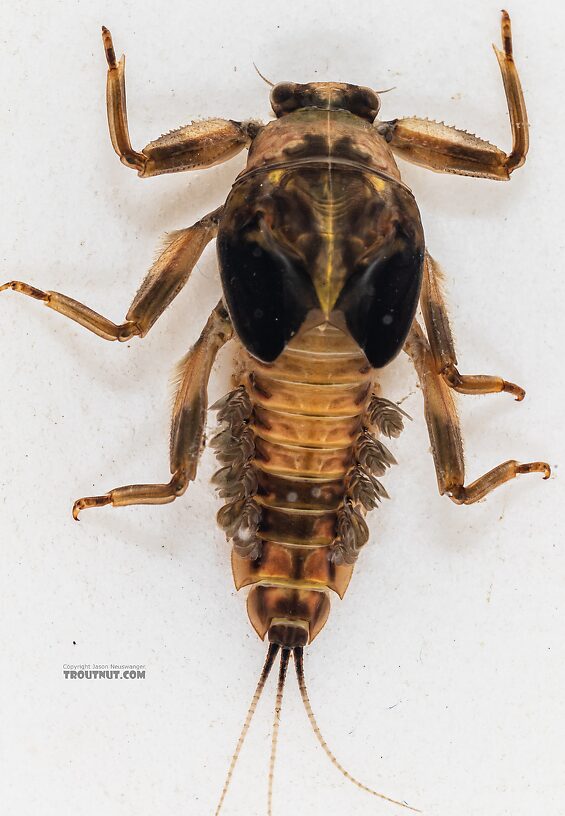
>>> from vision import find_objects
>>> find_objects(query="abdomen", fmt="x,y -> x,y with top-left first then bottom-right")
213,323 -> 398,646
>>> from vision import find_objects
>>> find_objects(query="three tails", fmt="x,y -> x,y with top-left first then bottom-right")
214,646 -> 420,815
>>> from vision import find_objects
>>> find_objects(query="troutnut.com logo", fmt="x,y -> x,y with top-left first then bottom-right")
62,664 -> 146,679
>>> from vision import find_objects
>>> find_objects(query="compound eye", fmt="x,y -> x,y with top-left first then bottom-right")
349,86 -> 381,121
270,83 -> 298,116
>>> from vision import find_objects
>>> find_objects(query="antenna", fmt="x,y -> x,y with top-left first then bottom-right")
253,62 -> 275,87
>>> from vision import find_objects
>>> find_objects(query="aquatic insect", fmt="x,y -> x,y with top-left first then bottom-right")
1,10 -> 550,814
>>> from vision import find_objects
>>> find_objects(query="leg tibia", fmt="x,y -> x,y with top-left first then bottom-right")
1,207 -> 221,343
442,363 -> 525,401
102,27 -> 145,173
421,253 -> 526,400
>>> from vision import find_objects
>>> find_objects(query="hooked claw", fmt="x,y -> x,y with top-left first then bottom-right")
72,495 -> 111,520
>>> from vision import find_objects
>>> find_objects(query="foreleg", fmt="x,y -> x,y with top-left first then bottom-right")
102,27 -> 261,177
378,11 -> 528,179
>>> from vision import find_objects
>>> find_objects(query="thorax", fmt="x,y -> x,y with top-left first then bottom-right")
242,108 -> 402,182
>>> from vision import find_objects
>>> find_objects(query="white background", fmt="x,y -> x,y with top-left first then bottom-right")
0,1 -> 563,814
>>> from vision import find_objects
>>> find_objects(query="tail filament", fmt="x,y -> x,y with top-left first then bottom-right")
214,643 -> 280,816
268,648 -> 291,816
294,646 -> 420,813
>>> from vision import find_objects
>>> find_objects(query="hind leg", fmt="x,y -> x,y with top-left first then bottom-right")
72,301 -> 232,519
404,320 -> 549,505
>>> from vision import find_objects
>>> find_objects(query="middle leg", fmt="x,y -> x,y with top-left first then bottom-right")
421,251 -> 525,400
1,206 -> 222,341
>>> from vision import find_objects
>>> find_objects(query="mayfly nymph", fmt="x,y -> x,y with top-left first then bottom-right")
2,11 -> 549,814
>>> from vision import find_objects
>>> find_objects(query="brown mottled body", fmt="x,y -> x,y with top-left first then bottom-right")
1,12 -> 551,814
1,13 -> 549,649
230,326 -> 372,642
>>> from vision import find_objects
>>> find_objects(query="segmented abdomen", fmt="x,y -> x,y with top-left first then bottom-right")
212,324 -> 404,645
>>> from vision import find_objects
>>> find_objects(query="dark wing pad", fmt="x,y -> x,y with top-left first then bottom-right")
336,237 -> 424,368
217,181 -> 319,363
336,184 -> 424,368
